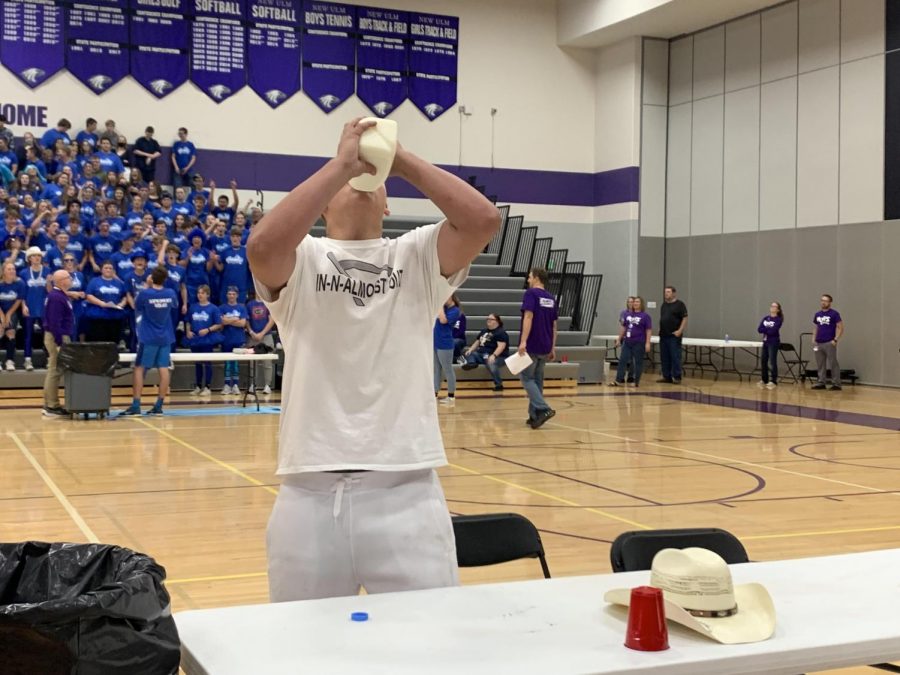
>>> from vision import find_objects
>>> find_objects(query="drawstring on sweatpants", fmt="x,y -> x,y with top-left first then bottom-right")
331,476 -> 361,518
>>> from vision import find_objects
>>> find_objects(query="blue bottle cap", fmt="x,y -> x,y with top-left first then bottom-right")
350,611 -> 369,622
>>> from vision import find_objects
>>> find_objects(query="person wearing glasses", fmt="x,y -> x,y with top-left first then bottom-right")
42,270 -> 74,416
61,255 -> 86,341
460,313 -> 509,391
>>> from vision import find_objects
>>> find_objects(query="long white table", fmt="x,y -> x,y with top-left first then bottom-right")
175,548 -> 900,675
118,352 -> 279,410
595,335 -> 764,382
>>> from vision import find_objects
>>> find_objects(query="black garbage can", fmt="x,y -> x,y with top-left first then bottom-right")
0,542 -> 180,675
58,343 -> 120,418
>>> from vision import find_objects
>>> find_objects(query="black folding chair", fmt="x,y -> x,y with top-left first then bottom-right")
452,513 -> 551,578
778,342 -> 807,383
609,527 -> 749,573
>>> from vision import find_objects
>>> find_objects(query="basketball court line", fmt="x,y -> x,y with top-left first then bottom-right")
8,431 -> 99,543
547,421 -> 900,497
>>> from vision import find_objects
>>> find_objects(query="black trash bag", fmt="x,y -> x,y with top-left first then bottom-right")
58,342 -> 119,376
0,542 -> 180,675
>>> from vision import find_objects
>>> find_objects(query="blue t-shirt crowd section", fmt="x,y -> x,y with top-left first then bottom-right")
0,116 -> 277,367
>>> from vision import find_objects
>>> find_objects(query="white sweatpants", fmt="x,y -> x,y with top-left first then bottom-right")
267,469 -> 459,602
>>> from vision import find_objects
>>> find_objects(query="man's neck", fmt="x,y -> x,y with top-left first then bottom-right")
532,283 -> 544,291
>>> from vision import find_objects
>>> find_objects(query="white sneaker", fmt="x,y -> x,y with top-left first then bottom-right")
757,380 -> 765,388
191,386 -> 201,395
248,384 -> 255,394
263,385 -> 271,395
439,397 -> 456,407
766,382 -> 777,390
200,386 -> 211,395
24,357 -> 33,371
221,385 -> 232,395
4,359 -> 14,371
231,384 -> 241,395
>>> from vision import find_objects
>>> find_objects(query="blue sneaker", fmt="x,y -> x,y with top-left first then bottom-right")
145,405 -> 163,416
119,404 -> 141,416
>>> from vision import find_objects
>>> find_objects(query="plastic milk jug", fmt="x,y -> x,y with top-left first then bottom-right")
348,117 -> 398,192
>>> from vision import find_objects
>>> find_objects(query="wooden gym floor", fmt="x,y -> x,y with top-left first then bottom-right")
2,376 -> 899,674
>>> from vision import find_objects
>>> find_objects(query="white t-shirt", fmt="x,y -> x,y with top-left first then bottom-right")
256,221 -> 467,474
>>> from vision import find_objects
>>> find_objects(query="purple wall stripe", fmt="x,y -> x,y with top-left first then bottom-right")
651,391 -> 900,432
160,148 -> 639,207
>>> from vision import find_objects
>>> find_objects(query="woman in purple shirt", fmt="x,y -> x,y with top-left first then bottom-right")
757,301 -> 783,389
610,296 -> 652,387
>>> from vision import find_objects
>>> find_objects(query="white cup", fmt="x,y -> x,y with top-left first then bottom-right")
348,117 -> 398,192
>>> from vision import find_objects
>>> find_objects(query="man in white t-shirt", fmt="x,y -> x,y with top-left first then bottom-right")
247,119 -> 500,601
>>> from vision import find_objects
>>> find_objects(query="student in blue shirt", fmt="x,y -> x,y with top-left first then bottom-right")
110,237 -> 137,279
1,238 -> 27,273
154,194 -> 177,234
245,289 -> 276,394
61,254 -> 87,341
89,220 -> 120,275
163,243 -> 188,315
75,118 -> 99,150
171,127 -> 197,187
63,223 -> 89,272
188,173 -> 210,205
433,295 -> 461,405
172,186 -> 195,218
92,137 -> 125,177
123,249 -> 151,350
104,202 -> 126,239
209,179 -> 239,227
186,284 -> 221,394
40,118 -> 72,150
84,261 -> 127,344
218,286 -> 248,395
191,193 -> 210,221
0,137 -> 17,176
18,247 -> 50,371
0,261 -> 25,370
213,228 -> 250,303
120,266 -> 179,416
183,228 -> 212,303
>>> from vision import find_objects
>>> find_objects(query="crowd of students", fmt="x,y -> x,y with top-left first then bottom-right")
0,114 -> 279,394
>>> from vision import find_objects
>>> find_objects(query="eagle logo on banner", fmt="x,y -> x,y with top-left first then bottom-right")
372,101 -> 393,117
265,89 -> 286,106
208,84 -> 232,101
318,94 -> 341,110
88,75 -> 113,92
150,79 -> 173,96
20,68 -> 46,85
424,103 -> 444,119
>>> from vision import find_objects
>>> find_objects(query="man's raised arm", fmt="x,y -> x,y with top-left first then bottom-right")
391,150 -> 500,277
247,119 -> 375,295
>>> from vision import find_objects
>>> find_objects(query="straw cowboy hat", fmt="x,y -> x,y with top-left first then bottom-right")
604,547 -> 775,644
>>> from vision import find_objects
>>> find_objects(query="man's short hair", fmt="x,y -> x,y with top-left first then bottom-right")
145,126 -> 154,134
105,119 -> 115,126
150,266 -> 168,285
230,227 -> 242,237
529,267 -> 549,285
179,127 -> 188,134
822,293 -> 833,302
166,244 -> 180,256
57,118 -> 71,129
665,285 -> 677,294
86,117 -> 96,125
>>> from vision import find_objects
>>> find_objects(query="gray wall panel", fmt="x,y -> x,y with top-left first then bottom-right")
836,223 -> 883,383
881,223 -> 900,385
794,226 -> 838,331
591,220 -> 638,335
664,238 -> 692,308
756,229 -> 799,345
721,233 -> 759,340
638,236 -> 666,328
688,236 -> 723,338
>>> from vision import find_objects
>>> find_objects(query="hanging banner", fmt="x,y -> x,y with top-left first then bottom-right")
356,6 -> 406,118
408,12 -> 457,120
301,1 -> 355,114
1,0 -> 65,88
65,0 -> 129,93
247,0 -> 300,108
129,0 -> 190,98
190,0 -> 246,103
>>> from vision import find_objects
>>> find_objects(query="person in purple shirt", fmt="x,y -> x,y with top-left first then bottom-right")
812,294 -> 844,390
42,269 -> 74,416
518,267 -> 558,428
617,296 -> 636,382
757,301 -> 783,389
611,296 -> 652,387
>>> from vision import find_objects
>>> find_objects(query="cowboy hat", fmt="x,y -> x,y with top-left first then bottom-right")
25,246 -> 43,259
604,547 -> 775,644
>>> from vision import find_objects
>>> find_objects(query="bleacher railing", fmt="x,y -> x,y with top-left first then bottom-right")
512,226 -> 538,276
484,204 -> 510,259
498,215 -> 523,268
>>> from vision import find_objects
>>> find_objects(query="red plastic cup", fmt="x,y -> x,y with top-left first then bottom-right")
624,585 -> 669,651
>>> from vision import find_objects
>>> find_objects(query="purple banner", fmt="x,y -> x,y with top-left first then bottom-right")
356,6 -> 407,118
1,0 -> 65,88
65,0 -> 129,93
301,1 -> 355,113
129,0 -> 190,98
408,12 -> 458,121
191,0 -> 246,103
247,0 -> 300,108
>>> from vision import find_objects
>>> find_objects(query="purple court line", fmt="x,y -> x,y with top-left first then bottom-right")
649,391 -> 900,432
788,440 -> 900,472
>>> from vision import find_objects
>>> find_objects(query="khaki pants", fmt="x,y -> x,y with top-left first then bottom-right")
43,333 -> 68,409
